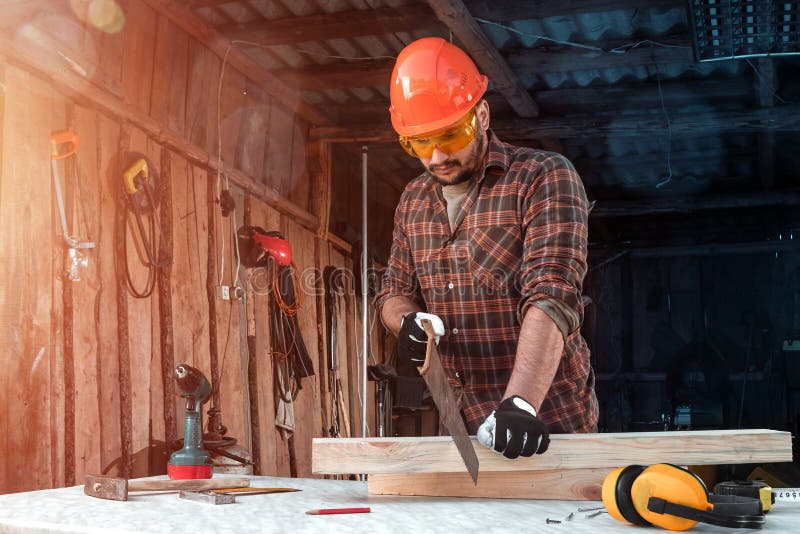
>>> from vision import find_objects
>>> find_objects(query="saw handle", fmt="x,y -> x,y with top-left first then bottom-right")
50,130 -> 80,160
417,319 -> 436,376
128,477 -> 250,492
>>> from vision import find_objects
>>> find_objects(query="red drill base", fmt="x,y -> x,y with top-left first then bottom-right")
167,463 -> 212,480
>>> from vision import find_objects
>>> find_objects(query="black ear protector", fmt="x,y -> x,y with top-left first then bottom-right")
603,464 -> 766,531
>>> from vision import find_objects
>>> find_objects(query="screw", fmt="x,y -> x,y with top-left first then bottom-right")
545,518 -> 561,524
586,510 -> 605,519
577,506 -> 605,512
565,512 -> 574,521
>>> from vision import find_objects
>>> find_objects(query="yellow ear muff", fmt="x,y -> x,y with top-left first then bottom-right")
602,465 -> 650,526
631,464 -> 710,531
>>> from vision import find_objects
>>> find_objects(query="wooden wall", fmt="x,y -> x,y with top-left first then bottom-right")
0,1 -> 380,494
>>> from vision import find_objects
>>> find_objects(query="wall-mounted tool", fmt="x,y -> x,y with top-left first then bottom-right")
168,364 -> 213,480
120,152 -> 171,297
238,225 -> 292,267
50,130 -> 94,281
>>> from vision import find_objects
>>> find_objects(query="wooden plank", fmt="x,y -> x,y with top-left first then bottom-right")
213,189 -> 246,456
307,141 -> 332,238
70,105 -> 105,484
0,33 -> 320,231
283,219 -> 322,477
94,114 -> 123,477
427,0 -> 539,118
247,200 -> 287,476
151,16 -> 190,135
368,468 -> 609,500
156,147 -> 177,471
168,158 -> 211,460
234,80 -> 270,181
218,66 -> 249,166
139,0 -> 330,126
310,104 -> 800,143
120,1 -> 157,111
0,66 -> 56,492
219,4 -> 439,45
264,105 -> 295,197
464,0 -> 685,21
312,430 -> 793,475
125,127 -> 156,478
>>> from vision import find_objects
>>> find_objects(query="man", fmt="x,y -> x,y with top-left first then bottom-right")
376,37 -> 598,459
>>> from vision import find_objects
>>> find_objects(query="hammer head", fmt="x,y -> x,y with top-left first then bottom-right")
84,474 -> 128,501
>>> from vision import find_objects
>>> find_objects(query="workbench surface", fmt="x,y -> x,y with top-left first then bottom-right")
0,475 -> 797,533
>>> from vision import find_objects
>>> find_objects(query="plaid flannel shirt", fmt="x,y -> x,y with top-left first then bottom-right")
376,132 -> 598,434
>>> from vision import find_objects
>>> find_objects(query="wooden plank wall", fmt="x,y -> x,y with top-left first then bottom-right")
0,2 -> 382,494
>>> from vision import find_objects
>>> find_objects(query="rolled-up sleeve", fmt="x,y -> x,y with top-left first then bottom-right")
375,193 -> 423,316
517,154 -> 588,336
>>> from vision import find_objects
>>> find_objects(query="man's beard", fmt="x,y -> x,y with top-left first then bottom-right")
427,130 -> 487,186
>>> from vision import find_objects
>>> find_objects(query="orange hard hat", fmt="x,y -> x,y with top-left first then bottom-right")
389,37 -> 489,137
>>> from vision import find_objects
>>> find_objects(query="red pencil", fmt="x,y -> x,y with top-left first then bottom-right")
306,507 -> 371,515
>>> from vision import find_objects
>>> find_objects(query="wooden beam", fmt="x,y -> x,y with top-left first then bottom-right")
312,429 -> 792,475
369,468 -> 609,500
287,34 -> 691,92
275,59 -> 394,92
311,103 -> 800,143
0,30 -> 320,232
218,4 -> 439,46
139,0 -> 330,126
427,0 -> 539,118
505,34 -> 693,74
464,0 -> 685,22
590,189 -> 800,218
332,77 -> 754,123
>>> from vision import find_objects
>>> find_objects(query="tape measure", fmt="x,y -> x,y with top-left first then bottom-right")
773,488 -> 800,504
715,481 -> 800,511
714,481 -> 774,512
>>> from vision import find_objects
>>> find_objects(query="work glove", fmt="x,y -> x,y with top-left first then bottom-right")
477,395 -> 550,459
396,312 -> 445,366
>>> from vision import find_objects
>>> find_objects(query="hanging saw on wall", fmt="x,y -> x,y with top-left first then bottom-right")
238,225 -> 315,439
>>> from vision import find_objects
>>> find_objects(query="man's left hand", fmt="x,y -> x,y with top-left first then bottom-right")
476,395 -> 550,459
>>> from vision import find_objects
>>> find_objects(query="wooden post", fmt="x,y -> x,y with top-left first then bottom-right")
307,140 -> 332,239
157,147 -> 177,451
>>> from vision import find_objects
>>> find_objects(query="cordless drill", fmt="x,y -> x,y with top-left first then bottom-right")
168,364 -> 213,480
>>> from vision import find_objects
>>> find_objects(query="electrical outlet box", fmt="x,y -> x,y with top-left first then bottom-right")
216,285 -> 230,300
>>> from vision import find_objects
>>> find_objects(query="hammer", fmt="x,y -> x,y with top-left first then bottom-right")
84,474 -> 250,501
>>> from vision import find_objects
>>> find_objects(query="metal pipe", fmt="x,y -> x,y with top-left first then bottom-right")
361,145 -> 369,439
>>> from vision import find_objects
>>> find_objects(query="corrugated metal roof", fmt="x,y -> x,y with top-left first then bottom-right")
189,0 -> 800,204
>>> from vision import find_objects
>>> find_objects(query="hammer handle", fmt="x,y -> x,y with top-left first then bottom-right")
128,477 -> 250,492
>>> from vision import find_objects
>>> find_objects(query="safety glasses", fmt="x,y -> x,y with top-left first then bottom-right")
398,108 -> 478,159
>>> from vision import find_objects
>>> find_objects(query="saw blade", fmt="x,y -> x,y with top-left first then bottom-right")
420,320 -> 479,484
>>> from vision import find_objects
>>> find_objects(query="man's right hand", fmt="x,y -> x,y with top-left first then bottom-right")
396,312 -> 445,366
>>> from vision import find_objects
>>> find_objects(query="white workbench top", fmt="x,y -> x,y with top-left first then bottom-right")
0,475 -> 797,533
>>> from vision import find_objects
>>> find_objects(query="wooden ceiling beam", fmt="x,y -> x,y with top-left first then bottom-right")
140,0 -> 330,125
310,103 -> 800,142
287,34 -> 692,92
218,4 -> 439,45
426,0 -> 540,118
275,59 -> 395,91
464,0 -> 685,22
332,76 -> 753,123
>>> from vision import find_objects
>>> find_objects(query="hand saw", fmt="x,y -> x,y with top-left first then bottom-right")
420,319 -> 479,484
